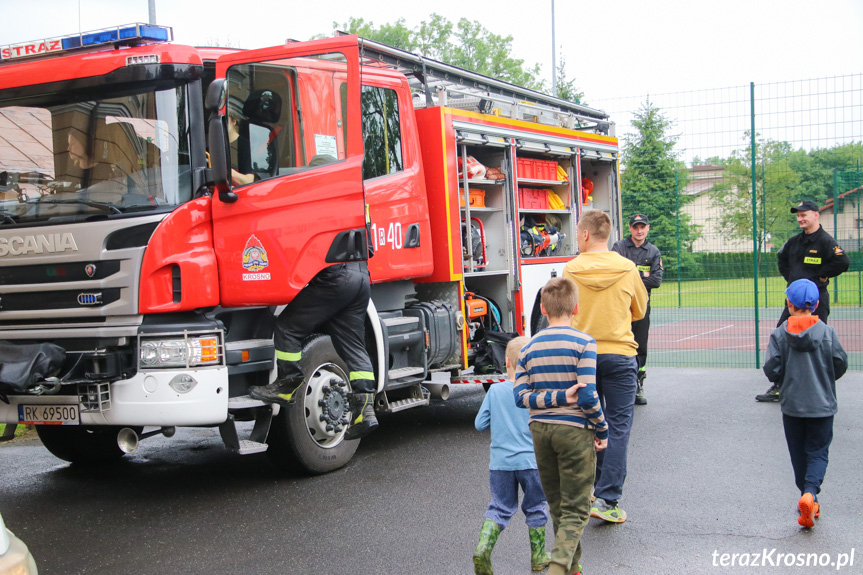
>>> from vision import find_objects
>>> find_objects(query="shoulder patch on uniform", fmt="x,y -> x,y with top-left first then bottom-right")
834,245 -> 845,255
659,258 -> 664,270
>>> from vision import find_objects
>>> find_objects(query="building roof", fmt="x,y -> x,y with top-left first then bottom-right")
683,164 -> 725,196
0,108 -> 53,174
821,186 -> 862,213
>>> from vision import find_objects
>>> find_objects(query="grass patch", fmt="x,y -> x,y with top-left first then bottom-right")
653,275 -> 863,308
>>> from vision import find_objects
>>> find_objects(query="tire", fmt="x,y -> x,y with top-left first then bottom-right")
267,335 -> 361,475
36,425 -> 139,464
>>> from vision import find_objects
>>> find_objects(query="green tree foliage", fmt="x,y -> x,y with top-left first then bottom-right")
333,17 -> 414,51
554,54 -> 584,104
621,99 -> 697,275
332,14 -> 577,94
710,139 -> 863,249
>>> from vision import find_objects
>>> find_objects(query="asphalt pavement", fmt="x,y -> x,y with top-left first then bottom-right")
1,367 -> 862,575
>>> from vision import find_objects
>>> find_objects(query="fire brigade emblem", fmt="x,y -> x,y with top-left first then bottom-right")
242,235 -> 269,272
85,264 -> 97,277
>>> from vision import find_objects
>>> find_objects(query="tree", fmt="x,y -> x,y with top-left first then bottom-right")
331,17 -> 414,51
710,139 -> 863,250
553,54 -> 584,104
331,14 -> 575,94
711,134 -> 800,250
620,99 -> 697,277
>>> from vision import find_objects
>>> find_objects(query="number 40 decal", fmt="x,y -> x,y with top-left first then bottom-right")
370,222 -> 403,250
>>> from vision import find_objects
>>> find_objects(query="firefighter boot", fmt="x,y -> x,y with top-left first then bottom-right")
249,377 -> 305,407
529,526 -> 551,571
472,519 -> 501,575
344,392 -> 378,440
635,368 -> 647,405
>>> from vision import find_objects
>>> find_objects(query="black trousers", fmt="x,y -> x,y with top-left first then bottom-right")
777,288 -> 830,327
273,261 -> 375,393
631,302 -> 651,370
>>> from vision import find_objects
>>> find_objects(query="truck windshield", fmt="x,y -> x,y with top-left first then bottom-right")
0,84 -> 192,225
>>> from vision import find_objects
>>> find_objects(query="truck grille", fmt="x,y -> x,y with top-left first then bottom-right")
0,260 -> 121,284
0,288 -> 121,311
0,216 -> 160,328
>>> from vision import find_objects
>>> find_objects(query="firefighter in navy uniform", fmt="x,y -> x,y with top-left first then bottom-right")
612,213 -> 663,405
250,214 -> 378,440
756,199 -> 850,402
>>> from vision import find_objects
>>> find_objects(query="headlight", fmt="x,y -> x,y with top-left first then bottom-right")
138,332 -> 223,369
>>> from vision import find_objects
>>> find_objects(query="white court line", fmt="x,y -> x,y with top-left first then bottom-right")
674,325 -> 734,342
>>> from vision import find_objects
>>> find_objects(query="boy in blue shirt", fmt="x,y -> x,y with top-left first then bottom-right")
473,336 -> 552,575
515,277 -> 608,575
762,278 -> 847,528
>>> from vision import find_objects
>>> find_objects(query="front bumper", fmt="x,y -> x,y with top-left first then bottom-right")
0,366 -> 229,427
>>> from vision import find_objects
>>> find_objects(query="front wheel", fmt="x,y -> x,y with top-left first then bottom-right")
267,335 -> 361,474
36,425 -> 140,464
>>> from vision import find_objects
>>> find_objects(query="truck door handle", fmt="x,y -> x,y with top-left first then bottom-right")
404,223 -> 421,248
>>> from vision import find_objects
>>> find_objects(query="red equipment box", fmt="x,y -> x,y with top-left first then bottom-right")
517,157 -> 535,179
519,188 -> 548,210
537,160 -> 557,180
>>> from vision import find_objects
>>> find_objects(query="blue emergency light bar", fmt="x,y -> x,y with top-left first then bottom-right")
0,23 -> 172,62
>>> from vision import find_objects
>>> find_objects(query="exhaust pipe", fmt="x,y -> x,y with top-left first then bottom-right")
117,426 -> 176,454
425,382 -> 451,401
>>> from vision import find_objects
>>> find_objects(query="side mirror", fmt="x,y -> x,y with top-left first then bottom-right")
204,79 -> 237,203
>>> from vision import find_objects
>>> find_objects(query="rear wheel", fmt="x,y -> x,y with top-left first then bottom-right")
267,335 -> 361,474
36,425 -> 140,464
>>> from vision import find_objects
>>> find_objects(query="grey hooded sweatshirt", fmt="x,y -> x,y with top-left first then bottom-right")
762,317 -> 847,418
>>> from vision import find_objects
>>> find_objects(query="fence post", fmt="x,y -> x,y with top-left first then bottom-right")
762,162 -> 767,305
676,170 -> 681,308
750,82 -> 760,367
833,168 -> 839,304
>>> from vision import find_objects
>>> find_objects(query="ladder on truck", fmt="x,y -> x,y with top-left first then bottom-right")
351,36 -> 613,136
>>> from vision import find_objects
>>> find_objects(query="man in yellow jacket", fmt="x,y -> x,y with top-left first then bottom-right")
563,210 -> 648,524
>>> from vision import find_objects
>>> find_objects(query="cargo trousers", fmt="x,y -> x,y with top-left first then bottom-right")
530,422 -> 596,575
273,261 -> 375,394
631,301 -> 651,370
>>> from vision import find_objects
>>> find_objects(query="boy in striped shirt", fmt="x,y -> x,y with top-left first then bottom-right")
514,277 -> 608,575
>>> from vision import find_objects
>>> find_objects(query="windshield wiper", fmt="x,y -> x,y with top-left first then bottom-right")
29,199 -> 123,214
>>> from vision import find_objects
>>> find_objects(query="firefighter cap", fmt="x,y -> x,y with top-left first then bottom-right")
790,200 -> 820,213
629,213 -> 649,226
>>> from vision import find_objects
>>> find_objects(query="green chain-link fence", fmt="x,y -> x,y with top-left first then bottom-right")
593,75 -> 863,370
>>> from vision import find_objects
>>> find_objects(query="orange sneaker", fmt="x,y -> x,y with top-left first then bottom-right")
814,501 -> 820,519
798,493 -> 816,528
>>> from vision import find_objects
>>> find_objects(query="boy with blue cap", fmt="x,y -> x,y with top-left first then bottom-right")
762,279 -> 847,528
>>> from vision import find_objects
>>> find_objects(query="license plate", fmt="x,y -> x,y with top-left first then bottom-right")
18,404 -> 80,425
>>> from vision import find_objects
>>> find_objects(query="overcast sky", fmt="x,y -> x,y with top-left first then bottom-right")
3,0 -> 861,108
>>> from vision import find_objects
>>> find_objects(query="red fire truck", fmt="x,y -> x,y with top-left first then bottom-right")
0,24 -> 622,473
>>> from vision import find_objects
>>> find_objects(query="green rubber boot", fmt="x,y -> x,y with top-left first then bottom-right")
472,519 -> 501,575
529,526 -> 551,571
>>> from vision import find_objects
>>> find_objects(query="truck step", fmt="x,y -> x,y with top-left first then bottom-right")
237,440 -> 268,455
387,396 -> 430,413
228,395 -> 268,410
388,367 -> 425,380
381,316 -> 420,327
